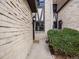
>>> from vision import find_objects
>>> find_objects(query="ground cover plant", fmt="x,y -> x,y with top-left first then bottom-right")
47,28 -> 79,56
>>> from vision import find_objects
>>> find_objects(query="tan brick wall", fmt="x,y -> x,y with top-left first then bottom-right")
53,0 -> 67,10
59,0 -> 79,31
45,0 -> 53,33
0,0 -> 33,59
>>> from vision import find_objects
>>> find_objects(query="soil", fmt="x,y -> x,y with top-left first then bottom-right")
48,45 -> 79,59
54,55 -> 66,59
54,55 -> 79,59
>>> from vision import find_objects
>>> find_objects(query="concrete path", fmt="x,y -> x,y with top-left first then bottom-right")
27,39 -> 55,59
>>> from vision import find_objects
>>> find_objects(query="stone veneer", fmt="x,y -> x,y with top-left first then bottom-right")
59,0 -> 79,31
0,0 -> 33,59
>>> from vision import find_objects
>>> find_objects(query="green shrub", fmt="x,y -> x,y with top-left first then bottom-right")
47,28 -> 79,56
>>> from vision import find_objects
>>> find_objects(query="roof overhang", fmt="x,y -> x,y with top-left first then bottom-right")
57,0 -> 70,12
53,0 -> 70,12
27,0 -> 37,12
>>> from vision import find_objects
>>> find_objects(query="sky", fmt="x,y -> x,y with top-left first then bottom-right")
39,0 -> 44,2
37,0 -> 45,7
40,0 -> 44,1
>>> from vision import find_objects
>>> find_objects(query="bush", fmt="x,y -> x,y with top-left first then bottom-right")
47,28 -> 79,56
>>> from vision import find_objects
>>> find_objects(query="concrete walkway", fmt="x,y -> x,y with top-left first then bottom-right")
27,39 -> 55,59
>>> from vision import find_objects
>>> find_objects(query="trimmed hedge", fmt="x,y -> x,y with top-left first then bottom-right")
47,28 -> 79,56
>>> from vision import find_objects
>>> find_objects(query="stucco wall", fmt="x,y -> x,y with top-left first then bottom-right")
59,0 -> 79,30
0,0 -> 33,59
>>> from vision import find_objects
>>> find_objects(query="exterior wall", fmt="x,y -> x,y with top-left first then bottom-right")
45,0 -> 53,33
35,0 -> 53,40
0,0 -> 33,59
53,0 -> 67,10
59,0 -> 79,31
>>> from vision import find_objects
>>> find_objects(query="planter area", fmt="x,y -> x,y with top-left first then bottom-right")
47,28 -> 79,59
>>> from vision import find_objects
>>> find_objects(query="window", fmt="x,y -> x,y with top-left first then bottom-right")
53,4 -> 58,29
35,21 -> 44,31
58,20 -> 63,29
53,4 -> 57,13
53,21 -> 57,28
35,0 -> 45,31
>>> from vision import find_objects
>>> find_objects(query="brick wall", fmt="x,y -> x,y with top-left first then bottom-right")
53,0 -> 67,10
45,0 -> 53,33
0,0 -> 33,59
59,0 -> 79,30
